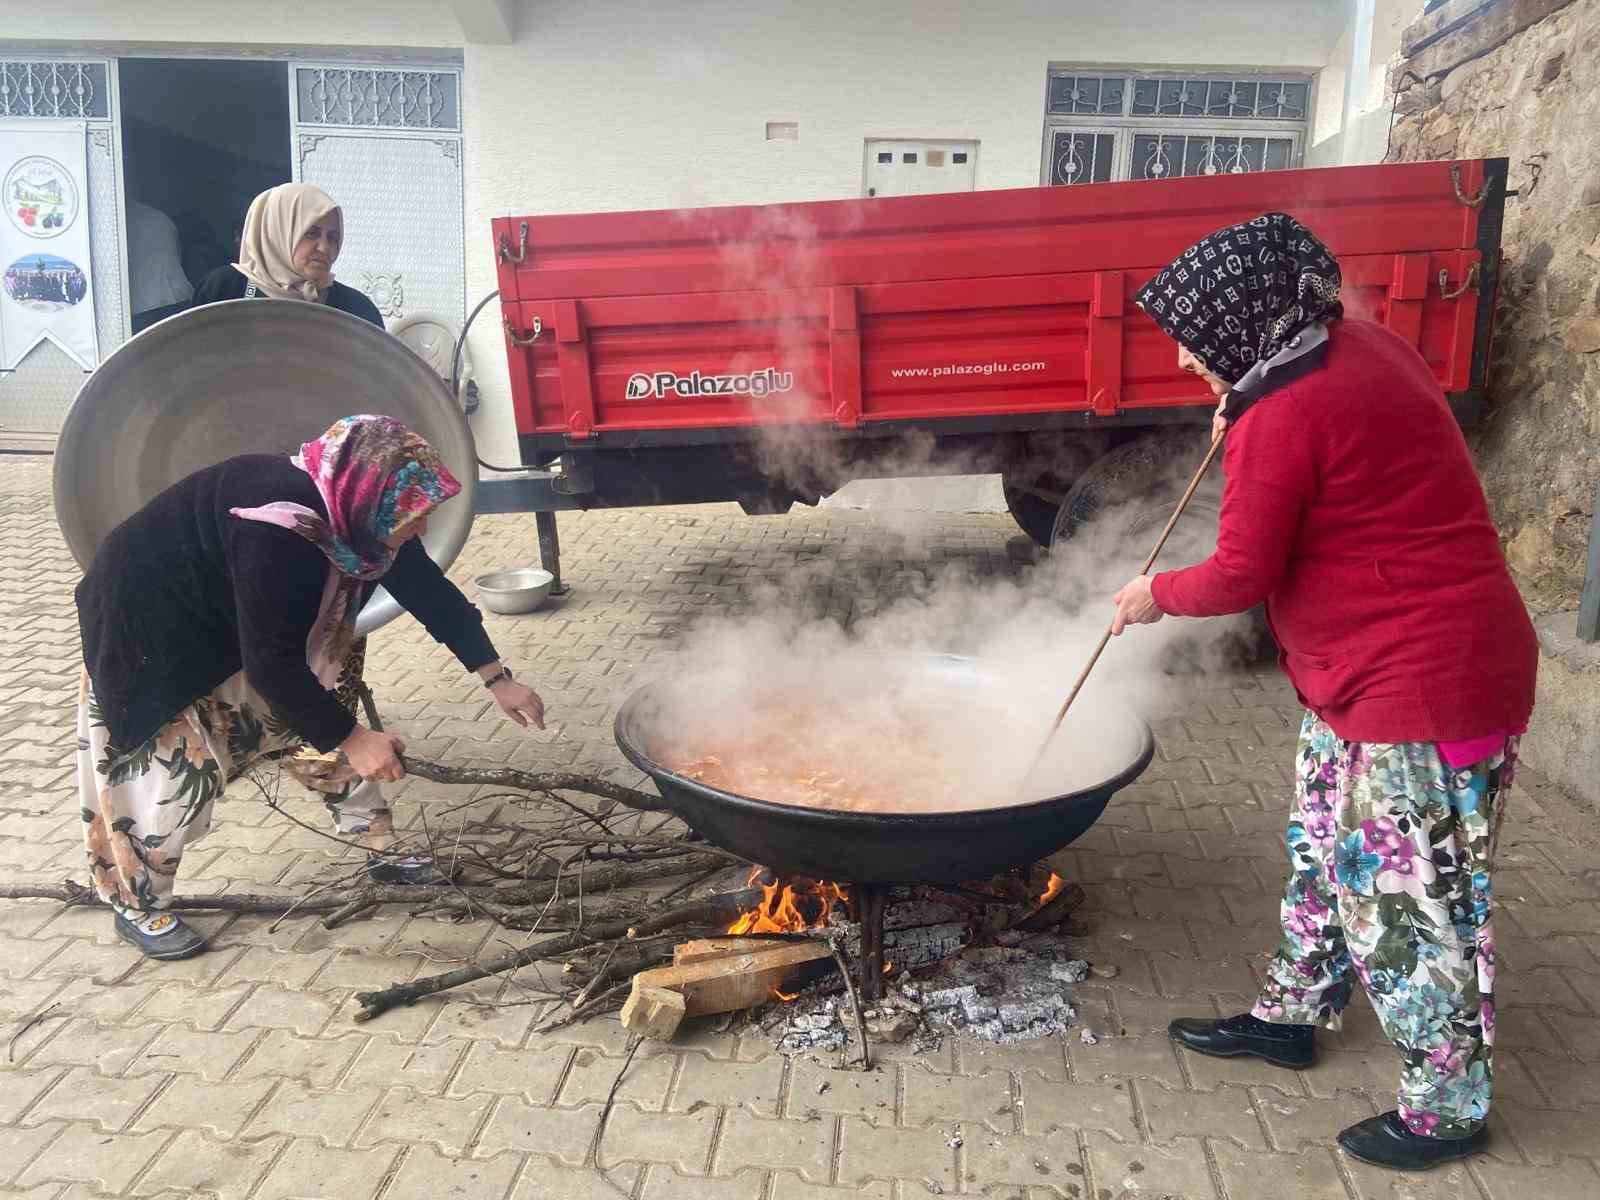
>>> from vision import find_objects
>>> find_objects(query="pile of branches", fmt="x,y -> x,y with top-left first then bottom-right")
3,757 -> 768,1027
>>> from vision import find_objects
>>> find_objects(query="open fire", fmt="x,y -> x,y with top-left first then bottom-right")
727,868 -> 849,935
1038,872 -> 1066,905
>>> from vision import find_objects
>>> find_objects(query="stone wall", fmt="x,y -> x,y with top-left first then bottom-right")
1389,0 -> 1597,607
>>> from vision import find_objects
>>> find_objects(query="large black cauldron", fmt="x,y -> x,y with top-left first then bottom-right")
613,654 -> 1153,885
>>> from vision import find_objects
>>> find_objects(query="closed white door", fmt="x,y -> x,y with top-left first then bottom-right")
288,63 -> 464,330
863,140 -> 978,198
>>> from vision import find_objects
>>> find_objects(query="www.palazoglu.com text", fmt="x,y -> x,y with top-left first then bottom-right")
889,360 -> 1048,379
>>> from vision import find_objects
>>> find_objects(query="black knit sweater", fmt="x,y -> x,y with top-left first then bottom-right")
192,265 -> 385,328
77,454 -> 497,752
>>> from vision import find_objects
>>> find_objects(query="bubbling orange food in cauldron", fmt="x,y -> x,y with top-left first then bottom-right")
656,696 -> 1025,813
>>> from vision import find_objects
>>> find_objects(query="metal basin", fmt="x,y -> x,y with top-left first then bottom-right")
476,568 -> 554,614
614,654 -> 1154,884
51,300 -> 477,635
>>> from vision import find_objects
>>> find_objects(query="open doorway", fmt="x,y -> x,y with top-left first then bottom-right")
118,58 -> 291,332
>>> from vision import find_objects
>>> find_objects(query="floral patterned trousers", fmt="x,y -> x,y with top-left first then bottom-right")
1252,712 -> 1513,1139
79,646 -> 389,911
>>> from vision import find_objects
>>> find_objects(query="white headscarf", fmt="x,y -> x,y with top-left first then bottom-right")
233,183 -> 342,303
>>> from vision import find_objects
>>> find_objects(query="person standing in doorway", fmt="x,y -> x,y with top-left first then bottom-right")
192,183 -> 383,327
128,199 -> 194,333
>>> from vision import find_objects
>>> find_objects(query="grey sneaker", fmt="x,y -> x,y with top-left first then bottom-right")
112,908 -> 209,960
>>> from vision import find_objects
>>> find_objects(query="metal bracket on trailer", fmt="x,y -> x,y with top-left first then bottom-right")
474,465 -> 590,597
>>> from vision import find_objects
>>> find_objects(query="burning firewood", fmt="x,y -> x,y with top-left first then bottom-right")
620,939 -> 835,1040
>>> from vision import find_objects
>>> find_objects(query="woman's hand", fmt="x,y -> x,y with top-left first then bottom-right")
1111,574 -> 1165,636
1212,396 -> 1228,443
339,725 -> 407,782
490,679 -> 546,729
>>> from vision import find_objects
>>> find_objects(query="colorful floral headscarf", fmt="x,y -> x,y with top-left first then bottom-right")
231,414 -> 460,580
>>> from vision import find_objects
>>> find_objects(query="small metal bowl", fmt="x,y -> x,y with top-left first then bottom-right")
475,567 -> 555,614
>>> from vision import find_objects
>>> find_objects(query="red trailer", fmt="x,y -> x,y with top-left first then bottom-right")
480,158 -> 1506,577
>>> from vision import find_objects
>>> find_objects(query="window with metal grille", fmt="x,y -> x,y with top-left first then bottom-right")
1043,68 -> 1309,187
0,61 -> 110,120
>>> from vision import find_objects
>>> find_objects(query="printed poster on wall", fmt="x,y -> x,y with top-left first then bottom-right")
0,120 -> 98,371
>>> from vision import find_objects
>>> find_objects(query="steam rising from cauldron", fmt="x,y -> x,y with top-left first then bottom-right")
626,203 -> 1256,811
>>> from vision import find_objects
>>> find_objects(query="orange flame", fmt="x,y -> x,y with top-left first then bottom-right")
728,868 -> 850,935
1038,872 -> 1066,906
771,985 -> 801,1002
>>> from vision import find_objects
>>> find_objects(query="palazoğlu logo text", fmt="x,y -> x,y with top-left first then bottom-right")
624,367 -> 794,401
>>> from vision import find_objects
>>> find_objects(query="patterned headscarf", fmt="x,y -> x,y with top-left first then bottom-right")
1133,212 -> 1343,387
231,414 -> 460,580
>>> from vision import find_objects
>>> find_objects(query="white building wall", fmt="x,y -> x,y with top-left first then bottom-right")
459,0 -> 1350,463
1,1 -> 462,50
9,0 -> 1377,467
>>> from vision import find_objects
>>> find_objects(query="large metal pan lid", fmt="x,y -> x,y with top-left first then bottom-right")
51,299 -> 478,636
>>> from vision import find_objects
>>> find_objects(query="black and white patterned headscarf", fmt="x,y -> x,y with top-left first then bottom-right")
1134,212 -> 1343,405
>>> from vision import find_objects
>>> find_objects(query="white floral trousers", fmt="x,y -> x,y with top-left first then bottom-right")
1252,712 -> 1513,1139
79,669 -> 388,911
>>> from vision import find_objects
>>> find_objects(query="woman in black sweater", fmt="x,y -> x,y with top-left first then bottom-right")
76,415 -> 544,960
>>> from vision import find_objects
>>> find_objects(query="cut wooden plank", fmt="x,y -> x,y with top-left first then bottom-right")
673,937 -> 781,965
634,941 -> 834,1017
621,984 -> 686,1040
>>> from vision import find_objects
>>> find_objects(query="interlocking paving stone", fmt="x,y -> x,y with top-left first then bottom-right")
1081,1130 -> 1218,1200
1014,1074 -> 1139,1142
379,1146 -> 526,1200
23,1064 -> 167,1133
229,1030 -> 368,1088
671,1050 -> 785,1118
506,1161 -> 643,1199
900,1066 -> 1013,1132
355,1086 -> 495,1155
714,1108 -> 835,1182
449,1041 -> 573,1105
1209,1142 -> 1348,1200
1248,1086 -> 1378,1151
251,1137 -> 400,1200
475,1097 -> 604,1164
14,1124 -> 169,1193
1470,1155 -> 1600,1200
558,1045 -> 677,1111
132,1074 -> 277,1140
1,461 -> 1598,1200
783,1058 -> 896,1123
1134,1080 -> 1270,1150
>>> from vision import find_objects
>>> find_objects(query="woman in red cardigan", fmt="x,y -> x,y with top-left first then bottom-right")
1110,214 -> 1536,1172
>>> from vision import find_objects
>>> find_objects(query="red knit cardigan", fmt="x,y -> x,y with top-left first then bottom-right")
1151,319 -> 1537,743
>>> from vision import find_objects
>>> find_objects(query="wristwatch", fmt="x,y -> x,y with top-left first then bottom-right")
482,663 -> 514,689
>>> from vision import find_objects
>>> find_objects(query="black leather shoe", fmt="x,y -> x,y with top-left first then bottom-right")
1168,1012 -> 1316,1068
112,909 -> 209,961
1338,1111 -> 1487,1170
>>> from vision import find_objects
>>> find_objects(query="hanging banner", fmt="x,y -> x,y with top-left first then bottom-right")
0,120 -> 98,371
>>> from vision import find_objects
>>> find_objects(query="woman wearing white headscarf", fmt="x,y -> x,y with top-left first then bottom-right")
191,183 -> 383,326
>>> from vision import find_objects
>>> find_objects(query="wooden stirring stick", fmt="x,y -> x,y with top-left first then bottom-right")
1021,429 -> 1229,787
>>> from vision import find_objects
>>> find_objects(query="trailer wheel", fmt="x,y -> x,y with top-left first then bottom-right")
1049,433 -> 1220,549
1001,477 -> 1063,548
1051,433 -> 1274,666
